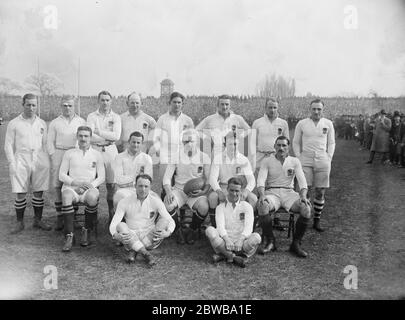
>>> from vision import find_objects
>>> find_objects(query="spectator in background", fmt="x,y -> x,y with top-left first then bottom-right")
389,112 -> 403,167
356,115 -> 365,148
366,110 -> 392,164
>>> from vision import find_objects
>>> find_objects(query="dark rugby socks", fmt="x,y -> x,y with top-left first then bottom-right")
14,198 -> 27,221
32,197 -> 44,220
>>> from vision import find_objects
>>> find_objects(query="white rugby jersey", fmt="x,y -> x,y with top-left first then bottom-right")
59,146 -> 105,188
87,109 -> 121,145
47,114 -> 86,155
252,115 -> 289,153
163,149 -> 211,189
293,118 -> 335,158
209,152 -> 255,192
4,114 -> 47,164
119,110 -> 156,145
154,112 -> 194,161
110,192 -> 176,236
257,154 -> 307,190
216,200 -> 254,241
113,150 -> 153,187
196,112 -> 250,144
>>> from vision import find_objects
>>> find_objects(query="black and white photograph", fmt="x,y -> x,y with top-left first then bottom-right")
0,0 -> 404,304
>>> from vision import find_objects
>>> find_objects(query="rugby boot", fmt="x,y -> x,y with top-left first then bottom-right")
10,220 -> 25,234
62,233 -> 74,252
80,227 -> 89,247
126,250 -> 137,263
289,240 -> 308,258
33,219 -> 52,231
289,216 -> 309,258
142,251 -> 157,268
54,215 -> 64,231
313,218 -> 325,232
232,256 -> 247,268
212,254 -> 225,263
258,237 -> 276,255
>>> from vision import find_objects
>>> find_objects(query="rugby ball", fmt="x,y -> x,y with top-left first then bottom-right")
183,177 -> 206,196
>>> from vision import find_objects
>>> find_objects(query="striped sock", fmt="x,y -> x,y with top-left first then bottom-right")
84,204 -> 98,230
55,201 -> 62,216
32,197 -> 45,220
62,204 -> 75,234
14,198 -> 27,221
313,199 -> 325,219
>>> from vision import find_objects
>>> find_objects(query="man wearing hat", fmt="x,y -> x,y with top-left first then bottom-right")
366,109 -> 392,164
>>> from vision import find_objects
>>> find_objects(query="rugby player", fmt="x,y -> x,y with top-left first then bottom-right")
208,130 -> 257,227
251,97 -> 289,171
4,93 -> 52,233
162,129 -> 211,244
257,136 -> 312,257
47,95 -> 86,230
110,174 -> 175,267
118,92 -> 156,153
87,90 -> 121,223
196,94 -> 250,156
151,91 -> 194,181
113,131 -> 153,207
292,99 -> 335,232
205,177 -> 261,268
59,126 -> 105,252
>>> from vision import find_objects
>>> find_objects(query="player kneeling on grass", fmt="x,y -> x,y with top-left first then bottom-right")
208,130 -> 257,227
162,129 -> 211,245
109,174 -> 175,267
256,136 -> 312,258
205,177 -> 261,268
59,126 -> 105,252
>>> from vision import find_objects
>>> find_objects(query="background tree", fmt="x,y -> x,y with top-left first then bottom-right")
0,77 -> 22,96
25,72 -> 63,96
256,73 -> 296,98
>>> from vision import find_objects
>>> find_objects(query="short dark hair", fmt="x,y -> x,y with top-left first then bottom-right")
265,97 -> 279,107
169,92 -> 185,103
98,90 -> 112,100
77,126 -> 92,136
129,131 -> 144,142
310,99 -> 324,107
227,176 -> 242,187
135,174 -> 152,184
218,94 -> 232,100
22,93 -> 37,105
275,135 -> 290,145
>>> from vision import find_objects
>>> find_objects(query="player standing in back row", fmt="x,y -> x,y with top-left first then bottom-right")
4,93 -> 52,233
292,99 -> 335,232
87,91 -> 122,223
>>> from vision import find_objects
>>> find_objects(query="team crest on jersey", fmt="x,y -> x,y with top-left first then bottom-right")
287,168 -> 295,176
140,166 -> 145,174
197,166 -> 203,174
232,125 -> 236,131
91,162 -> 96,168
278,128 -> 282,135
239,212 -> 245,220
323,128 -> 328,134
149,211 -> 156,219
183,124 -> 188,130
108,120 -> 114,127
236,167 -> 241,174
143,122 -> 148,129
40,128 -> 44,134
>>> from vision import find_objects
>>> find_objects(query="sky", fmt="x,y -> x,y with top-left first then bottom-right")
0,0 -> 404,97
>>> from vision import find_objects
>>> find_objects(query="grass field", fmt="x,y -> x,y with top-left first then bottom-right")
0,122 -> 404,300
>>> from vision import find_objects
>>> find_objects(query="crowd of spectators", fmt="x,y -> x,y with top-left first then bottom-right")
334,110 -> 405,167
